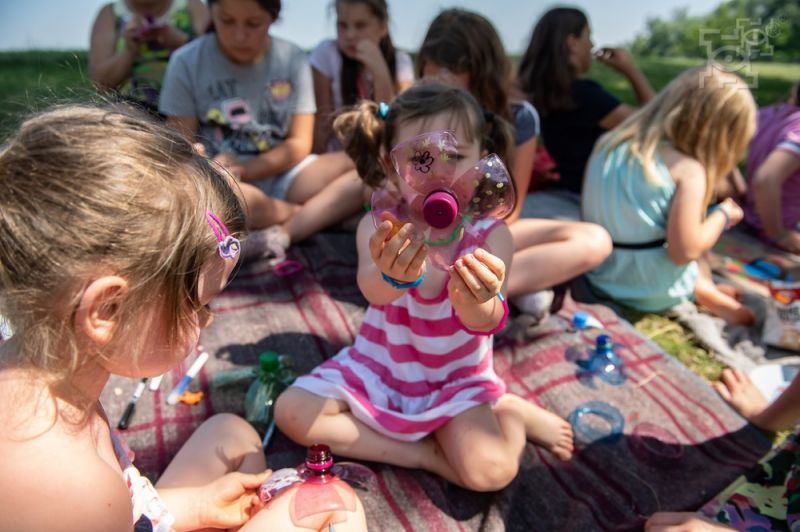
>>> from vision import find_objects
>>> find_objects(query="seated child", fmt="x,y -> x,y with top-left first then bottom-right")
0,103 -> 366,531
582,66 -> 757,325
646,366 -> 800,531
744,82 -> 800,253
310,0 -> 413,153
275,84 -> 574,493
89,0 -> 208,113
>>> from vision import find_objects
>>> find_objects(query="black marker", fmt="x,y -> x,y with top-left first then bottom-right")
117,378 -> 148,430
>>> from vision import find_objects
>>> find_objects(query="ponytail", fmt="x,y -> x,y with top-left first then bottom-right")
333,101 -> 387,187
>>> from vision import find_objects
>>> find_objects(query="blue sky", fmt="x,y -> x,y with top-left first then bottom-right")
0,0 -> 722,53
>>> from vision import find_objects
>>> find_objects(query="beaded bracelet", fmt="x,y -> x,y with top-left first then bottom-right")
381,271 -> 426,289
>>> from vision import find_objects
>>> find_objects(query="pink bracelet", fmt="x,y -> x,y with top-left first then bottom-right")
453,293 -> 509,335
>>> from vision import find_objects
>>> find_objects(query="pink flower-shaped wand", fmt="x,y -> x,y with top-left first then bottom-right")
371,130 -> 515,269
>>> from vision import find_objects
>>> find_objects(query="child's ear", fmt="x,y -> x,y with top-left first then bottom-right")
481,148 -> 489,157
74,276 -> 129,346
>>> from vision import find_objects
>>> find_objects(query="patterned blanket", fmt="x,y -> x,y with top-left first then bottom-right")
101,229 -> 772,531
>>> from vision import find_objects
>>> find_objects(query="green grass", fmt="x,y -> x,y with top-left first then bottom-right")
589,56 -> 800,106
622,310 -> 726,382
0,51 -> 94,140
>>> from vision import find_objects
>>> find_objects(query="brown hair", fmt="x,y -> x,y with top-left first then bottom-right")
417,9 -> 513,121
518,7 -> 588,116
333,82 -> 515,202
206,0 -> 282,31
336,0 -> 398,106
0,104 -> 245,385
597,66 -> 756,207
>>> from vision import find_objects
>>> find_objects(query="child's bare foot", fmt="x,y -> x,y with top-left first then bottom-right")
696,282 -> 756,326
499,395 -> 574,460
716,305 -> 756,326
712,368 -> 769,424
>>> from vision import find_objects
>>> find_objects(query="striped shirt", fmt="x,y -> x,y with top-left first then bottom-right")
293,221 -> 506,441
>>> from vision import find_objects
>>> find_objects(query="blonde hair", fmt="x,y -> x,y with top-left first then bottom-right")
0,104 -> 245,386
597,65 -> 756,206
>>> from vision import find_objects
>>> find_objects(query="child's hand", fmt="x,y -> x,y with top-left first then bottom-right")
214,152 -> 245,181
775,230 -> 800,254
142,24 -> 189,50
122,19 -> 143,52
355,39 -> 390,76
719,198 -> 744,227
447,248 -> 505,306
369,217 -> 427,283
594,47 -> 636,75
197,470 -> 271,528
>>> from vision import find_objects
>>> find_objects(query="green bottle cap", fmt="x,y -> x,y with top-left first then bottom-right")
259,351 -> 280,373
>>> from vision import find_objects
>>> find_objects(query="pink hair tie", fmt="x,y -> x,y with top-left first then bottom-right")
205,210 -> 241,260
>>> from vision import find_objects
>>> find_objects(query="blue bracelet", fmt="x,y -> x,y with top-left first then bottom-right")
381,271 -> 425,289
708,204 -> 732,230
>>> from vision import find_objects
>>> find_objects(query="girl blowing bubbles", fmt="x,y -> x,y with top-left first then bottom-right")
0,105 -> 366,531
275,84 -> 574,493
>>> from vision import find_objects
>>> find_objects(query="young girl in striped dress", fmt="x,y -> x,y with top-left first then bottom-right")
275,83 -> 573,492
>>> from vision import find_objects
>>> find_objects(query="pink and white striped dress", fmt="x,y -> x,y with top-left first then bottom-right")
292,221 -> 507,442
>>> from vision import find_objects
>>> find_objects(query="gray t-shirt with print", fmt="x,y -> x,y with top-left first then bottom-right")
160,33 -> 315,158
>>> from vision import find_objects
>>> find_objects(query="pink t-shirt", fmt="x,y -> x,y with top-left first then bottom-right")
745,103 -> 800,232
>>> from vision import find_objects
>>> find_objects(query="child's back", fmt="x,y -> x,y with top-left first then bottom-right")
583,141 -> 698,311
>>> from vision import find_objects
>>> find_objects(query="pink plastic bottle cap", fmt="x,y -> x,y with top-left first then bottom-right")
305,443 -> 334,472
422,191 -> 458,229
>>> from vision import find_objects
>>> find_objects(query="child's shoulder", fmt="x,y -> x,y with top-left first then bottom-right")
658,145 -> 705,183
0,374 -> 131,529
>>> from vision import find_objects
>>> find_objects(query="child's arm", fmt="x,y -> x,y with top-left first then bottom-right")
239,113 -> 314,181
751,148 -> 800,252
0,438 -> 132,530
449,223 -> 513,332
156,470 -> 269,531
355,40 -> 396,104
507,137 -> 537,225
88,4 -> 138,91
311,68 -> 334,154
666,159 -> 743,265
356,215 -> 427,306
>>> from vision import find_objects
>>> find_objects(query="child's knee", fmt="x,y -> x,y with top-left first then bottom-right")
456,448 -> 520,492
274,388 -> 316,444
580,224 -> 612,266
202,413 -> 261,447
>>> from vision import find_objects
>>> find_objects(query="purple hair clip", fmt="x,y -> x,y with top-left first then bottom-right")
206,210 -> 241,260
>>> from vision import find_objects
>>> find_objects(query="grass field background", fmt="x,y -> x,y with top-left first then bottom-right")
1,49 -> 798,379
1,50 -> 798,139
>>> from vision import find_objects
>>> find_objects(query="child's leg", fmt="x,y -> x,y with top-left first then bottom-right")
274,387 -> 462,484
156,413 -> 266,488
694,257 -> 755,325
241,484 -> 368,532
495,394 -> 574,461
236,182 -> 300,230
507,219 -> 611,297
434,395 -> 573,492
285,152 -> 355,204
283,169 -> 365,244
